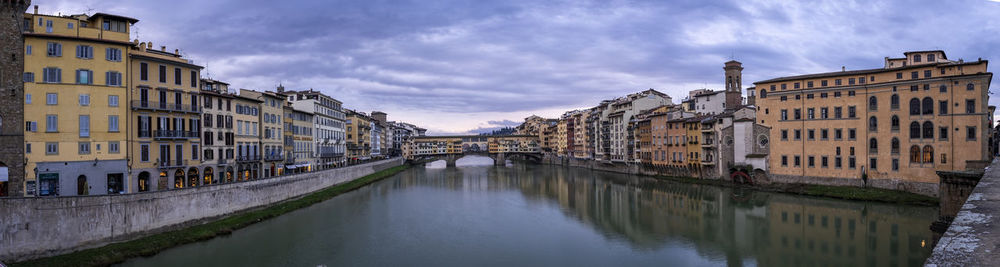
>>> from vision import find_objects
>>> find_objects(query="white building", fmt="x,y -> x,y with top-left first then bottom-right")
596,89 -> 672,162
285,89 -> 346,169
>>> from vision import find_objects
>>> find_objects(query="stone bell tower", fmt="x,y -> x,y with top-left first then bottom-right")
724,60 -> 743,110
0,0 -> 29,197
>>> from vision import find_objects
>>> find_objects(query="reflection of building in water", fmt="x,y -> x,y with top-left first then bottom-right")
473,166 -> 936,266
762,196 -> 935,267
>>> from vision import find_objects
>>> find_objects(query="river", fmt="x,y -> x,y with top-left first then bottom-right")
118,156 -> 938,267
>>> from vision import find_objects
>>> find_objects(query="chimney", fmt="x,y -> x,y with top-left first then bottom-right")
174,49 -> 179,55
34,5 -> 38,15
139,42 -> 145,51
161,46 -> 166,52
147,42 -> 152,49
842,66 -> 846,72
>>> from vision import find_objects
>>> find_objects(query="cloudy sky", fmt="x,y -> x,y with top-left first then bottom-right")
40,0 -> 1000,134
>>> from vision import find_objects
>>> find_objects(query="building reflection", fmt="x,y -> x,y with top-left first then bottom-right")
397,157 -> 938,267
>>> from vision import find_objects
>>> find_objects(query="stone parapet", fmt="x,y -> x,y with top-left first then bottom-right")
0,158 -> 403,262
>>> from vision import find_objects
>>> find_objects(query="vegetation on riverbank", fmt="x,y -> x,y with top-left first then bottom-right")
651,174 -> 939,206
12,165 -> 410,267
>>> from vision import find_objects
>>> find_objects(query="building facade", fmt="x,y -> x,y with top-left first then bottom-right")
127,42 -> 204,192
233,94 -> 261,180
23,11 -> 135,196
199,78 -> 235,183
240,89 -> 285,177
287,89 -> 345,169
289,107 -> 314,173
755,50 -> 992,192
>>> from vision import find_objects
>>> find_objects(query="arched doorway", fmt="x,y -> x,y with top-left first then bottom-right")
204,167 -> 214,185
77,175 -> 88,195
174,169 -> 185,189
187,168 -> 199,187
226,167 -> 234,183
137,172 -> 150,192
252,164 -> 259,180
269,163 -> 276,177
158,171 -> 169,191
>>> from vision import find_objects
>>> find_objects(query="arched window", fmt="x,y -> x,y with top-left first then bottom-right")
910,145 -> 921,163
869,138 -> 878,153
967,83 -> 975,91
922,97 -> 933,115
869,116 -> 877,132
760,89 -> 767,99
891,115 -> 900,131
939,85 -> 947,93
923,121 -> 934,139
891,94 -> 900,109
923,145 -> 934,163
869,96 -> 878,110
891,137 -> 900,154
910,122 -> 920,139
909,98 -> 920,115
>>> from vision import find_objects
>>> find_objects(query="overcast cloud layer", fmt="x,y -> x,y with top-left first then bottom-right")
39,0 -> 1000,134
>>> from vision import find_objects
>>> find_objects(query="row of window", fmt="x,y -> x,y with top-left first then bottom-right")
203,114 -> 234,129
780,146 -> 943,172
26,68 -> 123,86
27,93 -> 119,107
34,43 -> 123,61
25,115 -> 118,135
780,106 -> 857,121
202,131 -> 235,147
761,81 -> 976,100
29,141 -> 120,156
137,62 -> 198,88
235,104 -> 259,116
136,144 -> 199,163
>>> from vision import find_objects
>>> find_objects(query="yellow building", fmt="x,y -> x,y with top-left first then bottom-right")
240,89 -> 286,177
755,50 -> 992,193
232,94 -> 262,180
556,118 -> 568,156
685,116 -> 703,168
23,10 -> 136,196
127,42 -> 204,192
345,109 -> 372,163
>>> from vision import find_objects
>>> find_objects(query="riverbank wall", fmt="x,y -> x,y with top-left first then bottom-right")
0,158 -> 403,263
925,158 -> 998,266
539,154 -> 938,197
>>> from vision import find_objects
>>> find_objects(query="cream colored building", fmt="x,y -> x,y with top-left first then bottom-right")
240,89 -> 286,177
755,50 -> 992,194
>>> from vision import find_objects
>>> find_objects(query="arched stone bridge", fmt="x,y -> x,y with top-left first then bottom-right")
403,135 -> 543,166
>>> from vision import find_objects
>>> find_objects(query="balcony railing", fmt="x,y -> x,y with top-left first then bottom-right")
320,152 -> 344,158
264,154 -> 283,161
236,155 -> 261,162
154,130 -> 199,139
158,159 -> 188,168
132,100 -> 201,113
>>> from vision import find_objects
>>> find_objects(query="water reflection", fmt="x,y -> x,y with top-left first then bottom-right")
121,156 -> 937,267
402,157 -> 937,267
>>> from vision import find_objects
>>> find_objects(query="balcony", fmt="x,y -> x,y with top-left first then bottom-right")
217,158 -> 228,164
158,159 -> 188,168
154,130 -> 199,139
131,100 -> 201,113
320,152 -> 344,158
264,154 -> 284,161
236,155 -> 261,162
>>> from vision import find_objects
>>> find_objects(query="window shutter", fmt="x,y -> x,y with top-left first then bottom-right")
56,43 -> 61,56
56,68 -> 61,82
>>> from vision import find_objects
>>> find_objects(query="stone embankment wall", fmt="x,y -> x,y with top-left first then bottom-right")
925,159 -> 998,266
540,154 -> 938,197
0,158 -> 403,262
